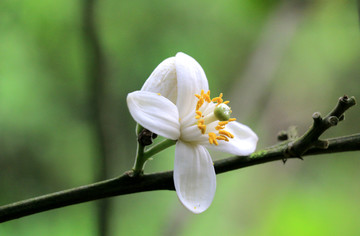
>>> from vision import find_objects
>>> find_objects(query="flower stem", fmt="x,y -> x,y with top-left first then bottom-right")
132,142 -> 146,176
144,139 -> 177,159
132,139 -> 176,176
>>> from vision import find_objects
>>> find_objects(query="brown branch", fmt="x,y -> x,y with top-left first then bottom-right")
0,134 -> 359,223
0,95 -> 358,223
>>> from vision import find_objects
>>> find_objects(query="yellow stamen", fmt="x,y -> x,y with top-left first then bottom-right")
218,121 -> 229,126
195,90 -> 237,145
157,93 -> 161,96
195,110 -> 203,119
220,135 -> 229,142
212,93 -> 224,105
198,125 -> 206,134
216,136 -> 227,141
215,125 -> 225,130
196,99 -> 204,110
208,132 -> 218,145
197,119 -> 206,134
219,130 -> 234,138
204,90 -> 211,103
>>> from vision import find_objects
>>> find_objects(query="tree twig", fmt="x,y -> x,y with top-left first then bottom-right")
0,95 -> 358,223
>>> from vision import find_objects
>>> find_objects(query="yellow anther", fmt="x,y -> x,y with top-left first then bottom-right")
195,111 -> 202,119
215,125 -> 225,130
157,93 -> 161,95
204,90 -> 211,103
195,94 -> 201,99
218,121 -> 229,126
216,136 -> 227,141
220,135 -> 229,142
223,101 -> 230,104
208,134 -> 214,145
211,97 -> 219,103
198,125 -> 206,134
197,119 -> 206,134
219,130 -> 234,138
228,118 -> 236,122
208,132 -> 218,145
196,99 -> 204,110
212,93 -> 224,105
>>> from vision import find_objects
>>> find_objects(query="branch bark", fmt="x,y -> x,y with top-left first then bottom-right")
0,134 -> 359,223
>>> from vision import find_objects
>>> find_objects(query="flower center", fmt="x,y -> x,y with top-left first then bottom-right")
194,90 -> 236,145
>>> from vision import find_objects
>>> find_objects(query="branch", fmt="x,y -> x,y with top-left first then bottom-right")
0,96 -> 358,223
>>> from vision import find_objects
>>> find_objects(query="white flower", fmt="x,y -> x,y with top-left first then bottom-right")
127,52 -> 258,213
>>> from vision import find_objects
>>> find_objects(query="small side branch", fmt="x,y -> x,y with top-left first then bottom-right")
286,95 -> 356,158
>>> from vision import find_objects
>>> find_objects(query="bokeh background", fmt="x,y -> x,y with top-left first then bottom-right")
1,0 -> 360,235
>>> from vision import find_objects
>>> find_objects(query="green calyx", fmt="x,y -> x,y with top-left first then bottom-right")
214,103 -> 232,121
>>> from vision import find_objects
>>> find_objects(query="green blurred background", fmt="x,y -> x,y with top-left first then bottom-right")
1,0 -> 360,235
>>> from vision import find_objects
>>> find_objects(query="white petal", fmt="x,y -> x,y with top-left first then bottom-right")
127,91 -> 180,140
141,57 -> 178,104
175,52 -> 209,119
174,141 -> 216,214
205,121 -> 258,156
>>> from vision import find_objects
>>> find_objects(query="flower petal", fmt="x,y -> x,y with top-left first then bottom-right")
205,121 -> 258,156
174,140 -> 216,214
141,57 -> 178,104
175,52 -> 209,119
127,91 -> 180,140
